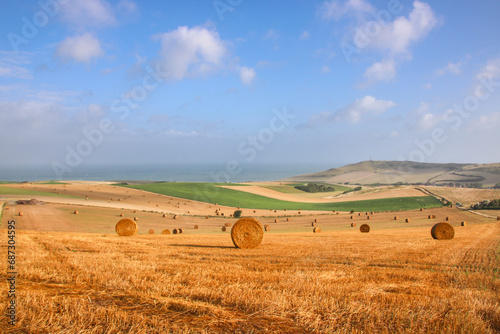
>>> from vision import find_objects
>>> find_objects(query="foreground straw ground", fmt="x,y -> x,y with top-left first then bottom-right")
1,221 -> 499,333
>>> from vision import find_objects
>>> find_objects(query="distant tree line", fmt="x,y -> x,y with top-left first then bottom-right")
470,199 -> 500,210
342,186 -> 362,194
294,183 -> 335,193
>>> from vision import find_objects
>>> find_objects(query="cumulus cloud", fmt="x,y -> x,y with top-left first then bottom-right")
60,0 -> 116,27
355,1 -> 439,85
362,58 -> 396,84
239,66 -> 256,86
368,1 -> 439,56
306,95 -> 395,127
56,33 -> 104,63
155,26 -> 227,80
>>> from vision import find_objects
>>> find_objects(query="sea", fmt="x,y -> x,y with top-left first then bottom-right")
0,163 -> 335,183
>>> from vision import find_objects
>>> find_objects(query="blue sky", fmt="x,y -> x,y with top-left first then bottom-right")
1,0 -> 500,175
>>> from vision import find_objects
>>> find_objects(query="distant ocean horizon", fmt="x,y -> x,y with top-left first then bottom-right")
0,163 -> 336,183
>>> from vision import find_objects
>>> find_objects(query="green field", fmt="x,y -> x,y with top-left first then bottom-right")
0,185 -> 76,198
122,182 -> 443,212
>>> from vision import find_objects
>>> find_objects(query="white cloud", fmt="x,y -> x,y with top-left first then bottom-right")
155,26 -> 227,80
436,61 -> 463,75
307,95 -> 395,127
322,66 -> 331,74
369,1 -> 439,56
406,102 -> 443,130
363,59 -> 396,84
356,1 -> 438,87
60,0 -> 116,27
476,58 -> 500,80
239,67 -> 256,86
472,112 -> 500,130
56,33 -> 104,63
319,0 -> 374,20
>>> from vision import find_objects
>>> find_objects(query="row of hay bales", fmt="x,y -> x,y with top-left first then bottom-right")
116,217 -> 265,249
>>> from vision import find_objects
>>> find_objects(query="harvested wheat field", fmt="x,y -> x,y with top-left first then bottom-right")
1,182 -> 499,332
0,221 -> 499,333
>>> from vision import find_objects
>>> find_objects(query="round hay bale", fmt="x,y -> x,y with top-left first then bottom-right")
173,215 -> 178,220
115,218 -> 138,236
350,216 -> 354,219
194,225 -> 199,229
230,217 -> 264,249
370,212 -> 374,215
360,224 -> 370,233
428,215 -> 432,219
74,210 -> 79,215
431,222 -> 454,240
432,215 -> 436,219
351,223 -> 356,227
178,228 -> 183,234
163,214 -> 166,218
264,224 -> 270,231
367,216 -> 370,220
18,212 -> 23,216
497,216 -> 500,221
161,229 -> 171,235
148,229 -> 154,235
133,210 -> 137,213
224,222 -> 232,227
313,227 -> 321,233
394,216 -> 398,220
134,217 -> 139,221
274,219 -> 279,223
286,218 -> 290,222
221,213 -> 225,216
120,213 -> 124,217
314,218 -> 318,223
336,212 -> 339,215
461,221 -> 467,227
311,222 -> 316,227
172,229 -> 178,234
205,216 -> 209,219
445,217 -> 450,221
405,218 -> 410,223
222,226 -> 227,232
420,208 -> 423,211
358,213 -> 361,216
298,211 -> 301,214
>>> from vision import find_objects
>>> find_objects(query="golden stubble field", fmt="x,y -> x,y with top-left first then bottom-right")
0,184 -> 499,333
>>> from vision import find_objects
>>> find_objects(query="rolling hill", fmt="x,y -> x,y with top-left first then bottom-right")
286,160 -> 500,187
